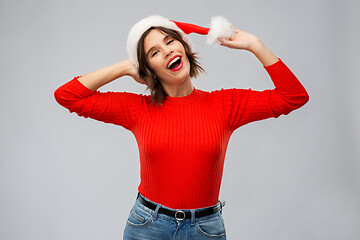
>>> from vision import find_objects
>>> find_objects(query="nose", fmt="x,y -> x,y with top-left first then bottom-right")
163,46 -> 173,58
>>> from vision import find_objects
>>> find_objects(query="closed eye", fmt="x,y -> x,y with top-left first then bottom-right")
167,40 -> 174,45
151,50 -> 159,57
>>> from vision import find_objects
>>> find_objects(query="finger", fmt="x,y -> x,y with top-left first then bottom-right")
218,37 -> 231,45
219,40 -> 232,48
137,76 -> 146,85
136,77 -> 146,85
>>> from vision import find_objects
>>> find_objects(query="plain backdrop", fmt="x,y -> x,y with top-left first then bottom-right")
1,0 -> 359,239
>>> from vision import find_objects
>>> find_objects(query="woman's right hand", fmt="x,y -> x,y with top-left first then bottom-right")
125,60 -> 146,85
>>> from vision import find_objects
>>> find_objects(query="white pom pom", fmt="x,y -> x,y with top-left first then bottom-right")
207,16 -> 235,45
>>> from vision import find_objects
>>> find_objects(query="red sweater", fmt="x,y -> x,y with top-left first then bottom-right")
54,59 -> 309,209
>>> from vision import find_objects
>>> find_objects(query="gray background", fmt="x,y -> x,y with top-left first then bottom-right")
1,0 -> 359,239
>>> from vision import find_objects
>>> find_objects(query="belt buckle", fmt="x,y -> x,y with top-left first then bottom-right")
175,210 -> 185,221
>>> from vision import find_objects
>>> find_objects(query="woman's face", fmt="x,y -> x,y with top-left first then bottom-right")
144,29 -> 191,87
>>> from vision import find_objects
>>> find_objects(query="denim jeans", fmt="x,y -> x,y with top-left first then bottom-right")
123,194 -> 227,240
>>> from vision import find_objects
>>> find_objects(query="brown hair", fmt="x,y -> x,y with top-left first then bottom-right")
137,26 -> 204,105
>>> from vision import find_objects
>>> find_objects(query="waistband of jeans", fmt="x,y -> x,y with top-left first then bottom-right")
136,193 -> 224,221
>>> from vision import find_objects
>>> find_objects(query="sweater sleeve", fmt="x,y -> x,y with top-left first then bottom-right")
54,76 -> 144,131
219,58 -> 309,131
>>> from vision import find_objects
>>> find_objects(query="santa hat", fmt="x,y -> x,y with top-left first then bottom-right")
127,15 -> 235,68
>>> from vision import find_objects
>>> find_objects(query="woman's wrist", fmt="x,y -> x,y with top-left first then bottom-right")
249,40 -> 279,67
120,60 -> 131,76
248,38 -> 264,53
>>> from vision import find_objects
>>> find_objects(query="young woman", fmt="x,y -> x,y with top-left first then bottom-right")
54,15 -> 309,240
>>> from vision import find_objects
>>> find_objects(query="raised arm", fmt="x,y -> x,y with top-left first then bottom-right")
54,60 -> 146,130
77,60 -> 145,91
218,27 -> 309,131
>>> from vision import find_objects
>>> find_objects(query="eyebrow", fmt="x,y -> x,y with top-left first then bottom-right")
146,35 -> 171,57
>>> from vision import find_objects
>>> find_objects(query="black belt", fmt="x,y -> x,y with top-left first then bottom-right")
137,193 -> 223,220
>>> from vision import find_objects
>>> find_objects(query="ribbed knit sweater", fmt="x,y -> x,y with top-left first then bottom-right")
54,58 -> 309,209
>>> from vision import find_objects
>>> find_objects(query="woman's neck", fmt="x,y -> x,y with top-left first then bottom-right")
162,78 -> 194,97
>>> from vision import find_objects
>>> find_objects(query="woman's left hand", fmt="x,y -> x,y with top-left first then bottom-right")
218,26 -> 279,67
218,27 -> 261,52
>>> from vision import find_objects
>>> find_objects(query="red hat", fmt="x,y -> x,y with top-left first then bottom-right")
127,15 -> 235,68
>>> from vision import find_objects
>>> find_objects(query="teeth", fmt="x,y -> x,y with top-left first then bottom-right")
167,56 -> 180,69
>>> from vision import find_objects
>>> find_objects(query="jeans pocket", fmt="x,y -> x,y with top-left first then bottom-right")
126,205 -> 153,228
196,213 -> 226,238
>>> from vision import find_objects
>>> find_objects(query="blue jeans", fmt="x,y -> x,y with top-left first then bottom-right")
123,194 -> 227,239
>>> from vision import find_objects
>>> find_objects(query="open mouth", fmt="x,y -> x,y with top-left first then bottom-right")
167,56 -> 182,70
